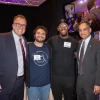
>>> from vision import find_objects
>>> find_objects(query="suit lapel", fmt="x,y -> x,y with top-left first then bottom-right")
77,40 -> 82,61
8,32 -> 18,64
83,37 -> 93,63
23,36 -> 28,58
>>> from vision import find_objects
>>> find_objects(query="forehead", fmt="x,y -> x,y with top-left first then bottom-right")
14,17 -> 26,23
59,22 -> 68,26
36,28 -> 46,33
79,23 -> 88,29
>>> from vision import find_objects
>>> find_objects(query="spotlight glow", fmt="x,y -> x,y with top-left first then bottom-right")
80,0 -> 84,4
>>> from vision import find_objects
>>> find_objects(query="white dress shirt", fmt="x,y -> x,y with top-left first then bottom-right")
12,30 -> 26,76
79,35 -> 91,59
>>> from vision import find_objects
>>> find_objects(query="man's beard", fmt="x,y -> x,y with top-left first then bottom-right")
60,33 -> 68,37
35,37 -> 45,43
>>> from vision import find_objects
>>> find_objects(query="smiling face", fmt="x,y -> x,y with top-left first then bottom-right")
12,17 -> 27,37
57,22 -> 69,37
78,22 -> 91,40
34,28 -> 46,43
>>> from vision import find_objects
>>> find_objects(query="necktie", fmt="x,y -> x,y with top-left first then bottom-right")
78,41 -> 85,75
19,38 -> 26,79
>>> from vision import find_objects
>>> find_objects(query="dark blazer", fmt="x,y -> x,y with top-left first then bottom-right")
89,8 -> 100,31
77,37 -> 100,93
82,8 -> 100,31
0,32 -> 28,94
90,7 -> 100,22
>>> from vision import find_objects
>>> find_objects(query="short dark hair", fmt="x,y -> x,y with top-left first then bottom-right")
58,19 -> 69,25
33,26 -> 48,36
87,0 -> 95,11
13,14 -> 27,23
78,21 -> 91,28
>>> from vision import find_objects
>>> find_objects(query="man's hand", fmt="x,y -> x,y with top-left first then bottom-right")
94,85 -> 100,95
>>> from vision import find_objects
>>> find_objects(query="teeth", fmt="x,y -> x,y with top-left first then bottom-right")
62,30 -> 65,32
18,30 -> 22,32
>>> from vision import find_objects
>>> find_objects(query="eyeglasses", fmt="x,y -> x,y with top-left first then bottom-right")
58,24 -> 68,28
13,23 -> 26,28
79,27 -> 89,32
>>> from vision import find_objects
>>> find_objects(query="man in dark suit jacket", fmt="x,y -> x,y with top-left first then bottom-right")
0,14 -> 28,100
77,21 -> 100,100
87,0 -> 100,21
87,0 -> 100,31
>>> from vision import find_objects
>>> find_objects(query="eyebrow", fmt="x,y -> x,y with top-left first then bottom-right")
59,24 -> 68,26
79,27 -> 89,30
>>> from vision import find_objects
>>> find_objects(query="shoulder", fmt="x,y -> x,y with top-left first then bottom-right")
47,35 -> 58,46
0,32 -> 11,42
48,35 -> 58,41
89,38 -> 100,50
78,39 -> 82,44
45,42 -> 51,48
44,42 -> 52,52
28,42 -> 33,47
92,38 -> 100,45
0,32 -> 11,37
69,36 -> 78,44
90,7 -> 100,12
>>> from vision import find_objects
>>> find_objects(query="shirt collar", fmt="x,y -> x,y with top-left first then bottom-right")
12,30 -> 23,42
82,35 -> 91,44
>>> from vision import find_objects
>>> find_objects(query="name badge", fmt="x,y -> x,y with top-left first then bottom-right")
34,55 -> 41,60
64,42 -> 71,48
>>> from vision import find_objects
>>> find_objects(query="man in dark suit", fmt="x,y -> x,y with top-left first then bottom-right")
87,0 -> 100,31
77,21 -> 100,100
0,14 -> 28,100
87,0 -> 100,21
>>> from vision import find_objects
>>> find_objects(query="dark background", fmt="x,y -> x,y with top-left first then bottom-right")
0,0 -> 75,41
0,1 -> 78,99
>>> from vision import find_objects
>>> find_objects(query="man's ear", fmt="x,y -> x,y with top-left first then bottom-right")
67,26 -> 69,30
57,26 -> 60,31
34,34 -> 35,39
90,27 -> 92,33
